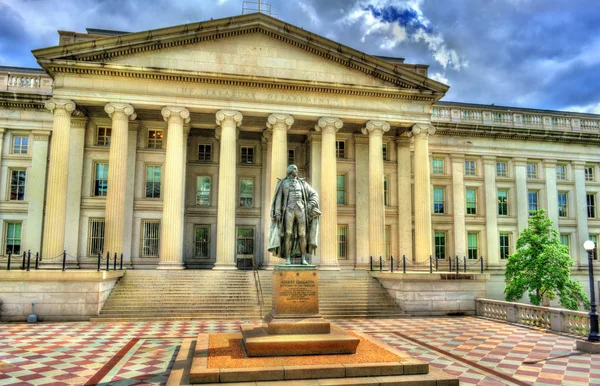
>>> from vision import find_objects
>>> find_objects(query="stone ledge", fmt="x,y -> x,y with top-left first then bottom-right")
0,270 -> 124,282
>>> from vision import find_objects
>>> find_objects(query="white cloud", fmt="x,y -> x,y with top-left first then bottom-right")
564,102 -> 600,114
298,1 -> 321,27
430,72 -> 449,85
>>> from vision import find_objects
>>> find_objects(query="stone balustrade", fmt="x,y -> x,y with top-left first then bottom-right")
476,298 -> 591,338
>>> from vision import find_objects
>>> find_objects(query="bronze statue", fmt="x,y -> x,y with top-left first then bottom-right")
268,164 -> 321,265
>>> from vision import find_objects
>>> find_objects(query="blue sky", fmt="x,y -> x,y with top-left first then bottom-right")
1,0 -> 599,113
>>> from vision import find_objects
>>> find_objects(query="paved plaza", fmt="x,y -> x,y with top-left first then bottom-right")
0,316 -> 598,385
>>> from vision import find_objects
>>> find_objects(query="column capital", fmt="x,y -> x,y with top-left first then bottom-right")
72,117 -> 89,130
32,130 -> 51,141
266,113 -> 294,130
104,102 -> 136,120
262,129 -> 273,144
361,120 -> 390,136
161,106 -> 190,124
45,99 -> 76,113
395,132 -> 411,147
216,110 -> 243,127
0,128 -> 5,139
572,160 -> 586,169
306,131 -> 321,144
315,117 -> 343,134
410,123 -> 435,136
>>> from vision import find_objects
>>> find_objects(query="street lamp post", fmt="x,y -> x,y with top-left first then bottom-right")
583,240 -> 599,342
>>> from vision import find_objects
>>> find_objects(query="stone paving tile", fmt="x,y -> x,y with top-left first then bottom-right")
0,317 -> 598,385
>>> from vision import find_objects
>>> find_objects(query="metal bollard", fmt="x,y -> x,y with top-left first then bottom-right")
26,250 -> 31,271
402,255 -> 406,273
449,256 -> 452,272
480,256 -> 484,273
62,250 -> 67,271
106,252 -> 110,271
97,252 -> 101,272
463,256 -> 467,273
35,253 -> 39,270
435,256 -> 439,272
429,255 -> 432,273
455,256 -> 459,274
7,252 -> 11,270
391,255 -> 394,273
113,253 -> 117,271
22,252 -> 26,270
370,256 -> 373,271
120,253 -> 123,270
379,256 -> 383,272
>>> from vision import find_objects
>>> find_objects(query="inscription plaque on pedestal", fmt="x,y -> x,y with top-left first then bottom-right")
271,268 -> 319,317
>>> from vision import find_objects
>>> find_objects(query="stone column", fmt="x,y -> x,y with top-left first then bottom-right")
573,161 -> 590,267
307,132 -> 321,264
123,122 -> 140,267
362,120 -> 390,260
514,157 -> 528,232
267,114 -> 294,191
316,117 -> 343,270
544,159 -> 559,229
158,106 -> 190,269
483,155 -> 499,267
214,110 -> 243,270
23,131 -> 50,253
0,129 -> 4,179
411,124 -> 434,262
452,154 -> 466,259
396,134 -> 413,261
42,99 -> 75,261
354,134 -> 370,268
103,103 -> 136,257
261,130 -> 273,268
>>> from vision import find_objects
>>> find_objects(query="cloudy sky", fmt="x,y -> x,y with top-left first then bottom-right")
1,0 -> 599,113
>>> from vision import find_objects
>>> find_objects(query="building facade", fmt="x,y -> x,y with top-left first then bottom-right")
0,14 -> 598,287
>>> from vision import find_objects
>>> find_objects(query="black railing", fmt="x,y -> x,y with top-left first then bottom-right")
369,254 -> 485,273
4,250 -> 127,271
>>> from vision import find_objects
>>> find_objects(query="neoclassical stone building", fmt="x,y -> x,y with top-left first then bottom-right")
0,14 -> 598,286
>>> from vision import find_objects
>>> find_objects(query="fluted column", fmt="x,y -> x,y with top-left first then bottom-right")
452,154 -> 466,258
158,106 -> 190,269
396,134 -> 413,261
261,130 -> 273,268
307,132 -> 322,264
354,135 -> 370,269
411,124 -> 434,262
544,159 -> 559,229
484,155 -> 499,267
362,120 -> 390,260
316,117 -> 343,269
514,157 -> 528,232
42,99 -> 75,261
0,129 -> 4,182
24,131 -> 50,254
267,114 -> 294,190
104,103 -> 136,257
573,161 -> 590,267
214,110 -> 243,270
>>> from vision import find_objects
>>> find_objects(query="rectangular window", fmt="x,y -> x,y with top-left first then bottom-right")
467,233 -> 478,259
97,126 -> 111,146
337,225 -> 348,260
433,187 -> 445,214
141,220 -> 160,257
236,228 -> 254,257
499,233 -> 510,260
5,222 -> 22,255
528,191 -> 538,214
335,141 -> 345,158
527,163 -> 537,179
337,174 -> 346,204
558,192 -> 568,217
87,218 -> 105,256
498,189 -> 508,216
147,129 -> 163,149
241,146 -> 254,164
239,178 -> 253,207
288,149 -> 295,165
196,176 -> 211,206
198,144 -> 212,162
145,166 -> 161,198
432,159 -> 444,175
11,136 -> 28,154
9,170 -> 26,201
382,143 -> 387,161
385,225 -> 391,259
496,162 -> 507,177
464,160 -> 476,176
94,163 -> 109,197
590,235 -> 598,260
585,166 -> 594,182
587,194 -> 596,218
560,234 -> 570,252
434,231 -> 446,260
384,175 -> 389,206
194,226 -> 210,258
556,165 -> 566,180
466,189 -> 477,215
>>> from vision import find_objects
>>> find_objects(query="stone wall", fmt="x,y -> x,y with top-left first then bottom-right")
0,271 -> 123,322
372,272 -> 489,316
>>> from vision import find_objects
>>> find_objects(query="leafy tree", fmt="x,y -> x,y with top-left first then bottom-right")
504,210 -> 589,310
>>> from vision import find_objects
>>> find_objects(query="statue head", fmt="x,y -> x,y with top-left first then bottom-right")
286,164 -> 299,177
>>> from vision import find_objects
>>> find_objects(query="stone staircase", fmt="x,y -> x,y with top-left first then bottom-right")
93,270 -> 405,321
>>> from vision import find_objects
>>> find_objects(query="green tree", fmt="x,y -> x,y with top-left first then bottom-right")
504,210 -> 589,310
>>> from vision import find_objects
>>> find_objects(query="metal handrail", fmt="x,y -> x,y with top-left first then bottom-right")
251,255 -> 264,314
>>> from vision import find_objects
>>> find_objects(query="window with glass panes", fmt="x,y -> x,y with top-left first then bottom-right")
141,220 -> 160,257
558,192 -> 568,217
382,143 -> 387,161
335,141 -> 345,158
145,166 -> 161,198
467,233 -> 478,259
464,160 -> 476,176
433,187 -> 445,214
585,166 -> 594,182
241,146 -> 254,164
87,218 -> 105,256
384,176 -> 389,206
236,228 -> 254,256
198,144 -> 212,162
556,165 -> 566,180
147,129 -> 163,148
5,222 -> 22,255
432,159 -> 444,174
97,126 -> 111,146
588,194 -> 596,218
11,136 -> 28,154
497,189 -> 508,215
434,231 -> 446,260
336,174 -> 345,204
527,163 -> 537,178
496,162 -> 507,177
466,189 -> 477,214
499,233 -> 510,260
288,149 -> 295,165
196,176 -> 211,206
528,191 -> 538,213
560,234 -> 570,252
9,170 -> 26,201
590,235 -> 598,260
94,163 -> 109,197
239,178 -> 253,207
337,225 -> 348,260
194,226 -> 210,258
